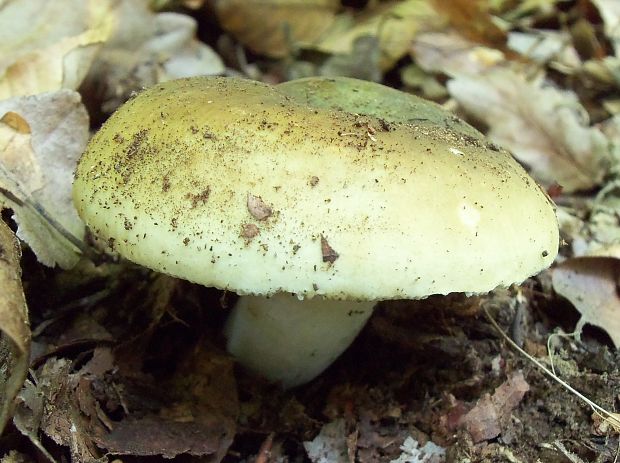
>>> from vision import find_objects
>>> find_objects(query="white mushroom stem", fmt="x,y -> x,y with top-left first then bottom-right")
224,293 -> 375,388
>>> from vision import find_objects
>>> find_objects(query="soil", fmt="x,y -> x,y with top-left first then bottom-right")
5,256 -> 619,462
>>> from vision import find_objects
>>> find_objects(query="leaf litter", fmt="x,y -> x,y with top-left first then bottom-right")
0,221 -> 29,435
1,0 -> 620,461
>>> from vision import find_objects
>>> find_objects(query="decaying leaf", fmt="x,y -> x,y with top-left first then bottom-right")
448,68 -> 612,192
389,437 -> 445,463
319,35 -> 382,82
0,90 -> 87,268
592,0 -> 620,56
552,257 -> 620,347
0,221 -> 30,435
460,370 -> 530,443
214,0 -> 341,58
14,359 -> 71,462
86,0 -> 224,113
304,419 -> 351,463
430,0 -> 505,48
216,0 -> 442,71
0,0 -> 113,98
15,345 -> 237,462
314,0 -> 443,70
507,30 -> 581,71
412,31 -> 505,77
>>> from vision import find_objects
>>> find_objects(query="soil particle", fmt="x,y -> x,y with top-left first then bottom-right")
321,235 -> 339,263
247,194 -> 273,220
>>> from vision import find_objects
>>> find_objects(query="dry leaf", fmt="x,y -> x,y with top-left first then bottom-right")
389,437 -> 445,463
14,358 -> 101,463
216,0 -> 442,70
551,257 -> 620,347
304,419 -> 350,463
98,346 -> 238,460
507,30 -> 581,71
214,0 -> 341,58
318,35 -> 382,82
592,0 -> 620,56
430,0 -> 505,48
461,371 -> 530,443
0,90 -> 87,268
86,0 -> 224,112
447,68 -> 612,192
16,345 -> 237,461
315,0 -> 443,70
0,221 -> 30,434
0,0 -> 113,98
412,31 -> 505,77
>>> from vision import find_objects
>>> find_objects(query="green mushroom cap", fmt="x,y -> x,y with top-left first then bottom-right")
73,76 -> 558,301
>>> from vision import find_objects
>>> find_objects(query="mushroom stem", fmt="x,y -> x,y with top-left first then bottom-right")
224,293 -> 375,388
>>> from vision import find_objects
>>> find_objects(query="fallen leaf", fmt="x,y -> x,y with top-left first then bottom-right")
0,220 -> 30,434
389,437 -> 445,463
430,0 -> 505,48
0,90 -> 87,268
507,30 -> 581,71
587,193 -> 620,256
94,415 -> 232,459
0,451 -> 31,463
318,35 -> 382,82
214,0 -> 341,58
447,68 -> 612,192
0,0 -> 113,98
93,345 -> 237,460
400,63 -> 448,100
551,257 -> 620,347
86,0 -> 224,113
461,370 -> 529,443
304,419 -> 350,463
592,0 -> 620,56
315,0 -> 443,70
16,344 -> 237,462
412,31 -> 505,77
13,359 -> 74,462
216,0 -> 442,71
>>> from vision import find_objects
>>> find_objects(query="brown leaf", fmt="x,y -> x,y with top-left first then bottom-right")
214,0 -> 340,58
551,257 -> 620,347
448,68 -> 612,192
592,0 -> 620,56
430,0 -> 505,48
17,344 -> 237,462
86,0 -> 224,112
0,0 -> 113,98
315,0 -> 443,70
94,414 -> 231,459
304,419 -> 350,463
95,343 -> 237,461
14,359 -> 95,462
412,31 -> 505,77
461,371 -> 529,443
0,221 -> 30,434
0,90 -> 87,268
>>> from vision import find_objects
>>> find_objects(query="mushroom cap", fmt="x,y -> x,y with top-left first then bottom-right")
73,76 -> 559,300
277,76 -> 482,138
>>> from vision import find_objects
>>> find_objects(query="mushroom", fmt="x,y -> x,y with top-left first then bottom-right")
73,76 -> 559,388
